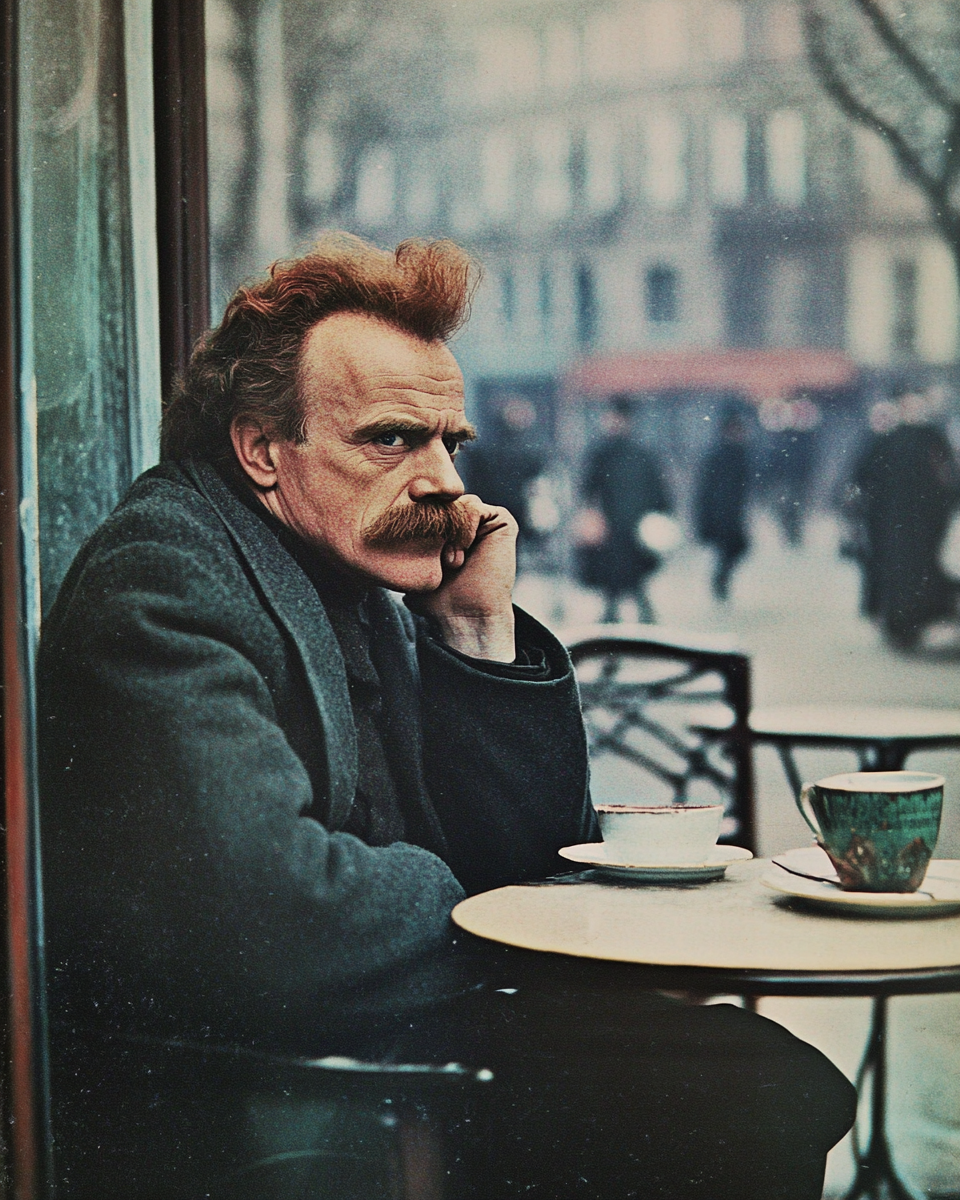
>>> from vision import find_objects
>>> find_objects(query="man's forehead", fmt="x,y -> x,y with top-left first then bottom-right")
301,312 -> 465,412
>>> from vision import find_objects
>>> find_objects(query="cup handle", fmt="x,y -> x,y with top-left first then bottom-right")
797,784 -> 822,840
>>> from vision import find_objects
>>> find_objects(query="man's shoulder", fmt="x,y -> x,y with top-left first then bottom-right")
106,461 -> 230,540
45,462 -> 251,625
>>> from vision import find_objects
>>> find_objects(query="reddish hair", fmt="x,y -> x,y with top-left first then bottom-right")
161,233 -> 478,472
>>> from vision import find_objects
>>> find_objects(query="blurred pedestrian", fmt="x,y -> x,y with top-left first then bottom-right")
695,409 -> 751,601
847,390 -> 960,650
760,395 -> 821,546
576,395 -> 672,623
464,396 -> 544,547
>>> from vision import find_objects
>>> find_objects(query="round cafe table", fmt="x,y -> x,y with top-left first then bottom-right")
748,704 -> 960,800
452,858 -> 960,1200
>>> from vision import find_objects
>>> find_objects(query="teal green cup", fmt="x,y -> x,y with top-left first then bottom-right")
797,771 -> 944,893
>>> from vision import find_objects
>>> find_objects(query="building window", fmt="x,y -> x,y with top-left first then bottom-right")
584,10 -> 623,81
473,26 -> 539,100
501,269 -> 517,326
642,0 -> 689,75
355,144 -> 396,224
302,124 -> 339,206
766,256 -> 809,347
576,264 -> 596,346
893,259 -> 918,356
532,122 -> 573,217
643,113 -> 686,209
482,128 -> 517,219
706,3 -> 745,62
767,3 -> 803,58
404,159 -> 438,222
710,113 -> 748,205
543,21 -> 581,88
538,266 -> 553,324
584,119 -> 620,212
645,265 -> 679,324
765,110 -> 806,206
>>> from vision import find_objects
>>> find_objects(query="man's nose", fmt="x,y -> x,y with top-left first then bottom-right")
407,441 -> 465,502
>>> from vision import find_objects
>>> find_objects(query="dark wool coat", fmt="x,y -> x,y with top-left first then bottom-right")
578,434 -> 672,592
38,460 -> 595,1049
694,440 -> 750,556
851,424 -> 960,628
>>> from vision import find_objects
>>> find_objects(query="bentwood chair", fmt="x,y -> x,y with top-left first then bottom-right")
49,1023 -> 492,1200
565,625 -> 756,852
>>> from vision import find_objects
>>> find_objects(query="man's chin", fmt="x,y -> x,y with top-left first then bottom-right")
362,547 -> 444,593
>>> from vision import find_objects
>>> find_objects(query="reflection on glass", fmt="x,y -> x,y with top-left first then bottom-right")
19,0 -> 159,610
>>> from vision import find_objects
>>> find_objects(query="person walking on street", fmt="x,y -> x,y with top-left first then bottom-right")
695,409 -> 752,601
463,396 -> 544,550
577,395 -> 672,623
847,391 -> 960,650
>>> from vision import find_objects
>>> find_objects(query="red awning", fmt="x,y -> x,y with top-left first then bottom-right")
564,348 -> 858,402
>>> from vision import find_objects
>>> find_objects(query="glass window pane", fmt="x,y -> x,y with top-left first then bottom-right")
18,0 -> 160,610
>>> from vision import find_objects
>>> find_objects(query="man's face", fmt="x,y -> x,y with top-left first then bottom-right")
258,313 -> 475,592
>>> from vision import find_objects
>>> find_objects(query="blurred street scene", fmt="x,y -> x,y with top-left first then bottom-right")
206,0 -> 960,659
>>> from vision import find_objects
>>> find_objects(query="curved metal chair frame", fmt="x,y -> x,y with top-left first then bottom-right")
50,1025 -> 492,1200
566,626 -> 756,851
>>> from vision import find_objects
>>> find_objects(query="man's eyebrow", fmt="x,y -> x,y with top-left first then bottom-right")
353,416 -> 477,442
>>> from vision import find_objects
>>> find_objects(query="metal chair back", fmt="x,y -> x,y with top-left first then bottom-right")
50,1025 -> 492,1200
565,625 -> 756,851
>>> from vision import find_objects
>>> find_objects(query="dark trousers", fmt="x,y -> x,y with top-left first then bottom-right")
391,947 -> 856,1200
711,542 -> 747,601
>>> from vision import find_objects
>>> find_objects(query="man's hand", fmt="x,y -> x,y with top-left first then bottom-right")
406,495 -> 517,663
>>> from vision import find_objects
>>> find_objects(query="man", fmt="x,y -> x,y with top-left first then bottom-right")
694,407 -> 752,601
40,234 -> 854,1198
578,394 -> 672,622
463,394 -> 544,549
847,390 -> 960,650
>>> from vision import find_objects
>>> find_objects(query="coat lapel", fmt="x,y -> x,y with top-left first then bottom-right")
365,591 -> 450,859
182,460 -> 358,827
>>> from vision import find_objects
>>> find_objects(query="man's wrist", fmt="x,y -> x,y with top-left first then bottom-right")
434,611 -> 516,663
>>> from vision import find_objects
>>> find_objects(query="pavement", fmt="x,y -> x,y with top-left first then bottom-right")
514,509 -> 960,1199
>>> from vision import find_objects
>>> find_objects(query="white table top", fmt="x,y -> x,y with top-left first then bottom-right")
451,859 -> 960,975
749,705 -> 960,741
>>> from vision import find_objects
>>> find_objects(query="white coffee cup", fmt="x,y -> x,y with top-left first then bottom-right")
595,803 -> 724,864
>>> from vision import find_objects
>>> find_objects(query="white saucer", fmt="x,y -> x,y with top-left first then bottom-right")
558,843 -> 754,883
763,848 -> 960,917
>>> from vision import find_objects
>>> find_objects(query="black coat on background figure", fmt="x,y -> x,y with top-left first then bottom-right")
695,416 -> 751,601
464,441 -> 543,543
849,422 -> 960,648
579,427 -> 672,619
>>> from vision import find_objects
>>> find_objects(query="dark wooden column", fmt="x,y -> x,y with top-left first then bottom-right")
153,0 -> 211,412
2,2 -> 53,1196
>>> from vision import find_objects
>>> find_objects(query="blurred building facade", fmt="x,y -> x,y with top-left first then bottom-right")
205,0 -> 959,473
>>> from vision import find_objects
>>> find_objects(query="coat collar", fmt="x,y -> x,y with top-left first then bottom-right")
181,459 -> 359,827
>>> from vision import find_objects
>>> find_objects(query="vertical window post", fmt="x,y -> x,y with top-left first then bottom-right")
153,0 -> 210,410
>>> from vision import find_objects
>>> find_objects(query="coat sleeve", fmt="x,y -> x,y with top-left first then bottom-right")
416,607 -> 597,895
38,515 -> 465,1041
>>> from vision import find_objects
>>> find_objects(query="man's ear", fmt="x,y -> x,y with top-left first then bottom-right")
230,418 -> 279,490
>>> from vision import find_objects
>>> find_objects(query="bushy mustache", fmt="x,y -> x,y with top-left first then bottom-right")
363,500 -> 472,548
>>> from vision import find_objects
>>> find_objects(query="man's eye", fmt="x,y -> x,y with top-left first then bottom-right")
443,436 -> 462,457
374,432 -> 407,448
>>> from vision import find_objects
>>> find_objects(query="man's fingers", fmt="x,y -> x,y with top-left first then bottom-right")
473,510 -> 515,539
442,543 -> 465,568
452,496 -> 516,545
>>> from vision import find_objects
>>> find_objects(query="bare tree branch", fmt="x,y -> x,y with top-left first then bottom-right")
943,107 -> 960,189
852,0 -> 960,112
804,6 -> 943,199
